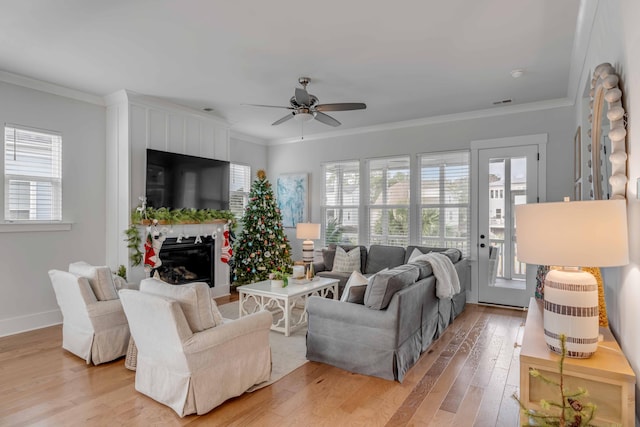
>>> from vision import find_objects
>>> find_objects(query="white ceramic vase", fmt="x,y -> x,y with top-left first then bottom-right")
270,279 -> 284,288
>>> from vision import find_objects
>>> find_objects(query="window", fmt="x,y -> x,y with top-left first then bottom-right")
4,125 -> 62,221
419,151 -> 470,256
322,161 -> 359,245
229,163 -> 251,219
368,156 -> 410,247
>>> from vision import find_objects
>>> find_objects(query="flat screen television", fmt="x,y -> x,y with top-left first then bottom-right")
145,149 -> 230,211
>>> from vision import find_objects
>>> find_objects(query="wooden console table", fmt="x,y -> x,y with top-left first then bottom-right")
520,298 -> 635,426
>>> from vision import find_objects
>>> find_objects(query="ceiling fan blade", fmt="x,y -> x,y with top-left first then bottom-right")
272,113 -> 294,126
295,88 -> 311,106
315,102 -> 367,112
314,112 -> 341,127
242,103 -> 293,110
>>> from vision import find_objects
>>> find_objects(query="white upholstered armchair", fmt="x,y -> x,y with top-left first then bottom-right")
118,278 -> 273,417
48,268 -> 130,365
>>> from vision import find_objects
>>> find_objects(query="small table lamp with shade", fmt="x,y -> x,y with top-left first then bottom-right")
515,198 -> 628,358
296,222 -> 321,264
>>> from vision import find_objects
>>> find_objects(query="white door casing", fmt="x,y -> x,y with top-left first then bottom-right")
470,134 -> 547,307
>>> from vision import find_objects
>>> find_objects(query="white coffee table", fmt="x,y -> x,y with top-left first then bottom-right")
237,277 -> 339,336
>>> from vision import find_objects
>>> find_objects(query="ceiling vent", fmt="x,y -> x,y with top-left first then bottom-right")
493,99 -> 513,105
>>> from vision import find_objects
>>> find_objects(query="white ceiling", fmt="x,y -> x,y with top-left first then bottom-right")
0,0 -> 582,143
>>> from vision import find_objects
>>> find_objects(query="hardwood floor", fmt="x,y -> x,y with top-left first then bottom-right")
0,299 -> 526,426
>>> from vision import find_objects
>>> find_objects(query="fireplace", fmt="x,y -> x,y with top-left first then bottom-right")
151,236 -> 215,287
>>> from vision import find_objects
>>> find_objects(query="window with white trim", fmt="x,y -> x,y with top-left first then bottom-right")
368,156 -> 411,247
4,125 -> 62,221
322,161 -> 359,245
229,163 -> 251,219
419,150 -> 470,256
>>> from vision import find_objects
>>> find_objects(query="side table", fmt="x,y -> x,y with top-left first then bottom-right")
520,297 -> 635,425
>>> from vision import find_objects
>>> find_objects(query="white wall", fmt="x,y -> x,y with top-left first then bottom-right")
577,0 -> 640,420
0,82 -> 106,336
268,106 -> 575,266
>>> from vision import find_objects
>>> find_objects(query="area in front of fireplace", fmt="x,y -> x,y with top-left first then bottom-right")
151,236 -> 215,287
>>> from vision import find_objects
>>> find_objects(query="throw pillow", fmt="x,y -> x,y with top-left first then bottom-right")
341,271 -> 368,303
364,264 -> 419,310
210,299 -> 224,326
408,248 -> 426,262
68,262 -> 119,301
341,269 -> 389,304
140,278 -> 216,332
332,246 -> 361,273
112,274 -> 129,291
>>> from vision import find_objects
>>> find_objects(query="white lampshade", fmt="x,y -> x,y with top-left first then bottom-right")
515,199 -> 629,358
296,223 -> 321,240
515,199 -> 628,267
296,223 -> 320,263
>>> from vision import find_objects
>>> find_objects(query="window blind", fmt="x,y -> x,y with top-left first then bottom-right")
419,151 -> 470,256
322,161 -> 359,245
229,163 -> 251,219
4,125 -> 62,221
368,156 -> 411,246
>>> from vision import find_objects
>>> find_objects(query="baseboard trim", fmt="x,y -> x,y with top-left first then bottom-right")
0,309 -> 62,338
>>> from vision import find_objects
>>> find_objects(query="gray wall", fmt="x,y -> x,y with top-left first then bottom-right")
230,136 -> 268,175
0,82 -> 106,336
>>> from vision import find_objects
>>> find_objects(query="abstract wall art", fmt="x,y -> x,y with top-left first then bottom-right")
276,173 -> 308,228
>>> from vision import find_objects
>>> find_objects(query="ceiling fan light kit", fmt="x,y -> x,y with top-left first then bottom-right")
246,77 -> 367,134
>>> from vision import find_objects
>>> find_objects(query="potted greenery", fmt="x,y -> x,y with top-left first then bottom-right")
269,270 -> 289,288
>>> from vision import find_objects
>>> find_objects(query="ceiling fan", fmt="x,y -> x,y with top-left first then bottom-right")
246,77 -> 366,127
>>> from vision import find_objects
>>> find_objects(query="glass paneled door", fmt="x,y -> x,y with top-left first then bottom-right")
478,145 -> 538,307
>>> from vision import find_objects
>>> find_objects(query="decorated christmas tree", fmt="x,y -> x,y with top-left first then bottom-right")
232,170 -> 292,284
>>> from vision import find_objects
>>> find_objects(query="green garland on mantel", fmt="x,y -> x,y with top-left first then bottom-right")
125,207 -> 237,266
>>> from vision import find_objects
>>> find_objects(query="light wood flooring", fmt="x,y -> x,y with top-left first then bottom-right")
0,296 -> 527,426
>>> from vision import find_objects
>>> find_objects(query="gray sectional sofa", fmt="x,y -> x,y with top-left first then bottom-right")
306,244 -> 470,382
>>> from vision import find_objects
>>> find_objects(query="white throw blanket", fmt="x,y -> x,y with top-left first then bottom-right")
413,252 -> 460,299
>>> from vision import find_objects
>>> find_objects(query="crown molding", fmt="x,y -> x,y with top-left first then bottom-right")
0,70 -> 105,106
230,130 -> 268,145
268,98 -> 574,146
115,90 -> 231,127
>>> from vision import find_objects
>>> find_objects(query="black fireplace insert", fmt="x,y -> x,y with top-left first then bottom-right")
151,236 -> 215,287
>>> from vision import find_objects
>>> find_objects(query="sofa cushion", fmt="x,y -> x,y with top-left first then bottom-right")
332,246 -> 361,273
321,248 -> 337,271
442,248 -> 462,263
365,245 -> 406,274
364,264 -> 419,310
408,259 -> 434,280
68,262 -> 119,301
140,278 -> 217,332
